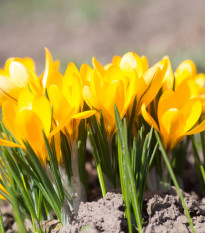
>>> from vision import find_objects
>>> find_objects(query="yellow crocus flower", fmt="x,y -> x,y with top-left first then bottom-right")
141,83 -> 205,152
174,59 -> 205,115
0,56 -> 41,105
0,88 -> 52,165
48,62 -> 95,145
83,57 -> 137,136
83,52 -> 168,136
0,48 -> 61,106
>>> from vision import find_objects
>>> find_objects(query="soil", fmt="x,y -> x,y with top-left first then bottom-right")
3,188 -> 204,233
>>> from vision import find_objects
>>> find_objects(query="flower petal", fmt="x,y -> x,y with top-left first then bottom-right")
186,119 -> 205,135
72,110 -> 96,119
33,95 -> 52,136
15,110 -> 45,154
0,139 -> 23,148
48,85 -> 71,122
2,101 -> 18,139
175,59 -> 197,88
141,103 -> 159,131
92,57 -> 105,77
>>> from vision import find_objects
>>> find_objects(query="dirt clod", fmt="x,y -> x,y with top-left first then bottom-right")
143,187 -> 205,233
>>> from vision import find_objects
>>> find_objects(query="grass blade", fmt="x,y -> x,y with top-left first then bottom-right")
155,130 -> 195,233
43,131 -> 64,203
114,104 -> 142,233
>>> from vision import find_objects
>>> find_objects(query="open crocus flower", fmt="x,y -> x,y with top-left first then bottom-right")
141,83 -> 205,152
48,62 -> 95,145
83,56 -> 138,136
0,56 -> 41,105
0,48 -> 61,106
116,52 -> 168,115
0,88 -> 52,165
82,53 -> 168,136
174,59 -> 205,115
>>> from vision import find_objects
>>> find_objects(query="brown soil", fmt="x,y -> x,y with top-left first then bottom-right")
54,187 -> 205,233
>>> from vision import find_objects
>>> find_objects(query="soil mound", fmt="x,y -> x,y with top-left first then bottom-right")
56,188 -> 205,233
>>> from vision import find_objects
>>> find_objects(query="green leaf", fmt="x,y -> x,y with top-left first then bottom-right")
0,209 -> 5,233
23,141 -> 62,221
88,130 -> 106,197
78,119 -> 87,189
43,131 -> 64,203
155,130 -> 196,233
114,104 -> 142,233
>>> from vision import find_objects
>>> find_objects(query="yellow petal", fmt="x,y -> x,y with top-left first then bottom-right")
72,110 -> 96,119
120,52 -> 143,80
161,56 -> 174,91
112,56 -> 122,66
141,55 -> 149,72
9,61 -> 31,88
2,101 -> 18,139
175,59 -> 197,88
122,73 -> 138,117
23,57 -> 35,72
80,64 -> 93,85
141,65 -> 163,106
141,103 -> 159,131
104,65 -> 125,82
42,47 -> 53,88
195,73 -> 205,88
48,85 -> 71,122
0,75 -> 19,104
32,95 -> 51,136
92,57 -> 105,77
48,108 -> 76,139
0,139 -> 23,148
15,110 -> 44,154
18,88 -> 34,111
160,109 -> 185,150
182,100 -> 202,133
63,73 -> 82,111
158,90 -> 176,121
10,58 -> 41,93
186,119 -> 205,135
64,62 -> 80,86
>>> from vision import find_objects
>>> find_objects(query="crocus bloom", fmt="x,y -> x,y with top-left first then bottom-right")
0,88 -> 52,165
0,48 -> 61,107
83,52 -> 168,136
141,83 -> 205,151
174,59 -> 205,114
0,57 -> 41,105
83,56 -> 137,136
48,62 -> 95,144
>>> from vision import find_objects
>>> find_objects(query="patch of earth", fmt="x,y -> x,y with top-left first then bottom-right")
2,187 -> 205,232
53,187 -> 205,233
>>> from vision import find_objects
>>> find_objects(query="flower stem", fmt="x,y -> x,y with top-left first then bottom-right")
155,130 -> 196,233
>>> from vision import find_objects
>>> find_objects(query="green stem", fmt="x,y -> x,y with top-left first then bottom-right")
200,131 -> 205,166
0,209 -> 5,233
96,164 -> 106,197
88,131 -> 106,197
155,130 -> 195,233
190,135 -> 205,184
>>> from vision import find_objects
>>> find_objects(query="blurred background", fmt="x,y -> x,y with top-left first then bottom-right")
0,0 -> 205,74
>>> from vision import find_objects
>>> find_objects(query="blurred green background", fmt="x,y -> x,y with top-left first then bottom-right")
0,0 -> 205,74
